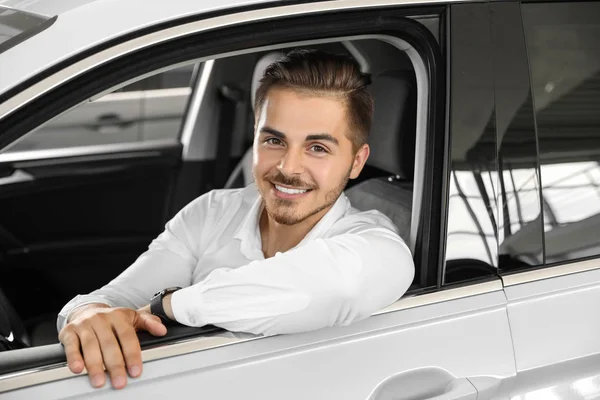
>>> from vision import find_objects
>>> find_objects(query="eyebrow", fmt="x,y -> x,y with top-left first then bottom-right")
260,126 -> 339,146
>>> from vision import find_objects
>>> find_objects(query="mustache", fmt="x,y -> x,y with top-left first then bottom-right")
265,171 -> 317,190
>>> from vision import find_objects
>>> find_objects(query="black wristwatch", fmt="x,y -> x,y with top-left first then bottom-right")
150,287 -> 181,324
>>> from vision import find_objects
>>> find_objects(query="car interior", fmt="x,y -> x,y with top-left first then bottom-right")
0,38 -> 421,352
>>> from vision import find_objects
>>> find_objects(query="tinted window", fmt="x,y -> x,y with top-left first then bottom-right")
523,2 -> 600,264
490,2 -> 543,271
445,4 -> 499,284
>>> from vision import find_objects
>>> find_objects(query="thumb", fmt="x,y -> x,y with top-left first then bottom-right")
134,311 -> 167,336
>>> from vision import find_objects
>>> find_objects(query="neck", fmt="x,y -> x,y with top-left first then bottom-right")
259,205 -> 332,258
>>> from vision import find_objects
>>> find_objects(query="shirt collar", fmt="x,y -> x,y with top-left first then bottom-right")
233,187 -> 351,258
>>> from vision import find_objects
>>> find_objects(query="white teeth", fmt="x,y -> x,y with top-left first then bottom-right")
275,185 -> 308,195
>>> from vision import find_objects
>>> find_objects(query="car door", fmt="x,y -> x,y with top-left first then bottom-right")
0,2 -> 519,399
0,63 -> 201,345
498,2 -> 600,399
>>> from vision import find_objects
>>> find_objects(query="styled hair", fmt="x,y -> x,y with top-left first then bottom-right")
254,49 -> 374,151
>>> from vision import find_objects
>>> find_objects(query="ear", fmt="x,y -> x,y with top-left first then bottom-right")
349,144 -> 370,179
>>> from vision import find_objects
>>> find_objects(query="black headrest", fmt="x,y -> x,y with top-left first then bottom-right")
367,70 -> 417,179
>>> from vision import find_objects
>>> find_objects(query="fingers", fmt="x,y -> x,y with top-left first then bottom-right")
58,307 -> 144,390
135,312 -> 167,336
92,318 -> 128,389
59,328 -> 84,374
114,323 -> 143,379
78,326 -> 106,388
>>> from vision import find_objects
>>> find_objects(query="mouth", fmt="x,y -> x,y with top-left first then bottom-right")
270,182 -> 313,199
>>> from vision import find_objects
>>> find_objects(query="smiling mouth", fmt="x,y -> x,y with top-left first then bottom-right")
272,183 -> 313,195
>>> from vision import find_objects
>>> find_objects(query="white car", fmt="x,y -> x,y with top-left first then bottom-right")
0,0 -> 599,399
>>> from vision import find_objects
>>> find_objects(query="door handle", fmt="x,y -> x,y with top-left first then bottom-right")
367,367 -> 477,400
425,378 -> 477,400
90,113 -> 134,133
0,169 -> 34,186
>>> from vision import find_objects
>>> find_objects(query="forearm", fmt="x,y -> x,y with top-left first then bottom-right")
58,246 -> 196,332
170,231 -> 414,335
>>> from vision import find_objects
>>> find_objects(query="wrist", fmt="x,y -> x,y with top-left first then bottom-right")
67,303 -> 110,323
163,293 -> 175,321
150,287 -> 181,324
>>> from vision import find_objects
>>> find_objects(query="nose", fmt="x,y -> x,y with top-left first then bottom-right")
277,147 -> 304,175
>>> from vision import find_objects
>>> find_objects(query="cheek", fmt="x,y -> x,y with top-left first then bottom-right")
305,159 -> 336,186
254,149 -> 280,174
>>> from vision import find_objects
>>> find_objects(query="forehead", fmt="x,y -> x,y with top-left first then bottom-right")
258,88 -> 351,139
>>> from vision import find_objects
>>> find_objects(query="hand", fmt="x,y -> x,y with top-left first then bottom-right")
138,293 -> 175,320
58,304 -> 167,389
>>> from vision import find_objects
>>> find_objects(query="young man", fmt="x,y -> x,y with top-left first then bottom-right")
57,49 -> 415,390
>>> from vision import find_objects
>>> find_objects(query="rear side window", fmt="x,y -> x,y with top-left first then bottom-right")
0,63 -> 198,153
523,1 -> 600,264
0,7 -> 55,55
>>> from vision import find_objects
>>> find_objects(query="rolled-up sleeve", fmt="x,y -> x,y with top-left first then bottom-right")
171,214 -> 414,335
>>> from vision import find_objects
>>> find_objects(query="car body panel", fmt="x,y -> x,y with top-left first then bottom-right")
2,284 -> 516,399
504,264 -> 600,400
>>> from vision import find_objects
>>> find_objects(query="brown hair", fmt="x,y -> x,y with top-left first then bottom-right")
254,49 -> 374,152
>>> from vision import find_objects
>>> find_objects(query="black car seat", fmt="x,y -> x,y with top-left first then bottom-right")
0,287 -> 30,351
345,70 -> 417,244
225,51 -> 284,189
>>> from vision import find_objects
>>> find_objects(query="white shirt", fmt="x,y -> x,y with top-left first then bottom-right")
57,184 -> 414,335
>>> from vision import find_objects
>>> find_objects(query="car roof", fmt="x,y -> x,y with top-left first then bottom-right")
0,0 -> 279,96
0,0 -> 105,17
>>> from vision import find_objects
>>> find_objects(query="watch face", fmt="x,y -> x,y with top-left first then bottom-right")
151,291 -> 162,300
151,287 -> 181,301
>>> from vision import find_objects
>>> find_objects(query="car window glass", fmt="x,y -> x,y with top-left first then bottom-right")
490,2 -> 544,271
522,1 -> 600,264
444,4 -> 499,284
0,7 -> 53,55
117,63 -> 196,92
0,63 -> 197,153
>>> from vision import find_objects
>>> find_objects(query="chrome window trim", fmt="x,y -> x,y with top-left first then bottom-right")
0,0 -> 462,121
0,139 -> 180,164
0,279 -> 502,393
502,257 -> 600,287
95,87 -> 191,103
374,279 -> 502,315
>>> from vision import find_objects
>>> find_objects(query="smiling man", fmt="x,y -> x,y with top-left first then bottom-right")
57,49 -> 415,390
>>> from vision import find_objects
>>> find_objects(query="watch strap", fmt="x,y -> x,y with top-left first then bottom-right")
150,287 -> 181,324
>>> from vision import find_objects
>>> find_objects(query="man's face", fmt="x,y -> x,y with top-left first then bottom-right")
253,88 -> 369,226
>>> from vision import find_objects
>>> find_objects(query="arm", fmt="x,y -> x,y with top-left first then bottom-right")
57,195 -> 204,332
170,215 -> 414,335
56,193 -> 213,390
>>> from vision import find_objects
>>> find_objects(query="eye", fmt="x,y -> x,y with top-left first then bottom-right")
264,137 -> 283,146
309,144 -> 328,153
